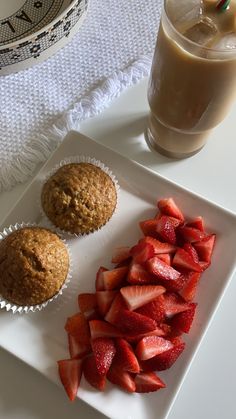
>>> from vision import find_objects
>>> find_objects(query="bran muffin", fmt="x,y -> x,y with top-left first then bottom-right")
0,227 -> 69,306
41,162 -> 117,235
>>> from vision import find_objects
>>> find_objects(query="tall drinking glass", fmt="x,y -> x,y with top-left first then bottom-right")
146,0 -> 236,158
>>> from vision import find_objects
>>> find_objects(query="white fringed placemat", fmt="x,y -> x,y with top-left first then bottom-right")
0,0 -> 162,191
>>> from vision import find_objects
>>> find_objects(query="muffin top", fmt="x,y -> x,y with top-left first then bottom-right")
41,162 -> 117,235
0,227 -> 69,306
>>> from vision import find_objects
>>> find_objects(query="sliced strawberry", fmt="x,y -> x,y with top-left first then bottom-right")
139,219 -> 159,238
65,313 -> 90,344
78,293 -> 97,313
136,295 -> 166,324
126,326 -> 168,343
171,303 -> 197,334
178,226 -> 205,243
83,355 -> 106,391
141,236 -> 176,254
135,372 -> 166,393
89,320 -> 123,339
179,272 -> 201,302
130,241 -> 155,264
156,274 -> 187,293
141,337 -> 185,371
115,338 -> 140,373
127,262 -> 151,284
107,362 -> 136,392
194,234 -> 216,263
199,260 -> 211,271
186,216 -> 204,232
157,198 -> 184,222
105,293 -> 127,324
156,215 -> 176,245
111,246 -> 131,264
96,266 -> 108,291
96,290 -> 117,317
120,285 -> 165,311
68,334 -> 91,359
57,359 -> 82,401
102,266 -> 129,290
183,243 -> 199,263
91,337 -> 116,375
157,253 -> 171,265
147,256 -> 181,282
136,336 -> 174,360
83,310 -> 101,321
118,309 -> 157,334
162,292 -> 191,317
172,248 -> 202,273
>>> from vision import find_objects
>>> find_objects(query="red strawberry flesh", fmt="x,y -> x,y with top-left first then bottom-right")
58,359 -> 82,401
136,336 -> 174,360
135,372 -> 166,393
91,337 -> 116,375
120,285 -> 165,310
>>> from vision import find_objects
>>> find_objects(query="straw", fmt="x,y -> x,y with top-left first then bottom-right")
216,0 -> 231,11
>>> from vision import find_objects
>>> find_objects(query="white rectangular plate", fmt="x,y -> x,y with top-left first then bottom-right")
0,131 -> 236,419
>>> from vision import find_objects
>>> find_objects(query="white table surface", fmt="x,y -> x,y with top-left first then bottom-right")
0,78 -> 236,419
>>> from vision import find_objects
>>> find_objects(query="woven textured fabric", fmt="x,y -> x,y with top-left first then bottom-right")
0,0 -> 162,191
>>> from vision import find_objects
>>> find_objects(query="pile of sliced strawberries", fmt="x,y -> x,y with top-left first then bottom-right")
57,197 -> 216,401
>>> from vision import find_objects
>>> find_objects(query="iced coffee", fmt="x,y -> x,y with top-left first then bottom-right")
147,0 -> 236,158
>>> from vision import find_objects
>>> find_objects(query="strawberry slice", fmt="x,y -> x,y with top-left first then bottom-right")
136,336 -> 174,360
57,359 -> 82,401
115,338 -> 140,373
157,198 -> 184,222
127,262 -> 151,284
171,303 -> 197,334
111,246 -> 131,264
91,337 -> 116,375
194,234 -> 216,263
102,266 -> 129,290
142,337 -> 185,371
183,243 -> 199,263
126,326 -> 168,343
65,313 -> 90,344
89,319 -> 123,339
78,293 -> 97,313
120,285 -> 165,311
156,216 -> 176,245
135,295 -> 166,324
186,216 -> 204,232
107,362 -> 136,392
105,293 -> 127,324
147,256 -> 181,282
83,355 -> 106,391
141,236 -> 176,254
139,219 -> 159,238
96,290 -> 117,317
118,309 -> 157,334
134,372 -> 166,393
68,334 -> 91,359
96,266 -> 108,291
179,272 -> 201,302
199,260 -> 211,271
162,292 -> 191,317
130,241 -> 155,264
157,253 -> 171,265
178,226 -> 205,243
172,248 -> 202,272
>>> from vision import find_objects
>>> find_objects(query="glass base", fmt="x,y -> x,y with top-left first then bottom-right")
146,113 -> 208,159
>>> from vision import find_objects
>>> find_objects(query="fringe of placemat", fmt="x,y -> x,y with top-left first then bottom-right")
0,54 -> 152,192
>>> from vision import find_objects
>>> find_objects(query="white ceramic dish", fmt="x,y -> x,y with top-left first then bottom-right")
0,131 -> 236,419
0,0 -> 88,75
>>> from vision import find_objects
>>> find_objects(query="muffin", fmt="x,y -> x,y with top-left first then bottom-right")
41,162 -> 117,235
0,226 -> 69,306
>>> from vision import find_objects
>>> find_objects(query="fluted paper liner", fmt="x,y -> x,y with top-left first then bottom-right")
0,222 -> 72,314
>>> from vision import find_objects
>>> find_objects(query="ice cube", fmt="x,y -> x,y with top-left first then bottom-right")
213,33 -> 236,50
183,17 -> 218,46
167,0 -> 203,26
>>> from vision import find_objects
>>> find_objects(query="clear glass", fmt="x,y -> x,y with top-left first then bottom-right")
146,0 -> 236,158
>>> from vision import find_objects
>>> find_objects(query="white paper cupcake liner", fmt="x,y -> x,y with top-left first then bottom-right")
39,155 -> 120,237
0,222 -> 72,314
